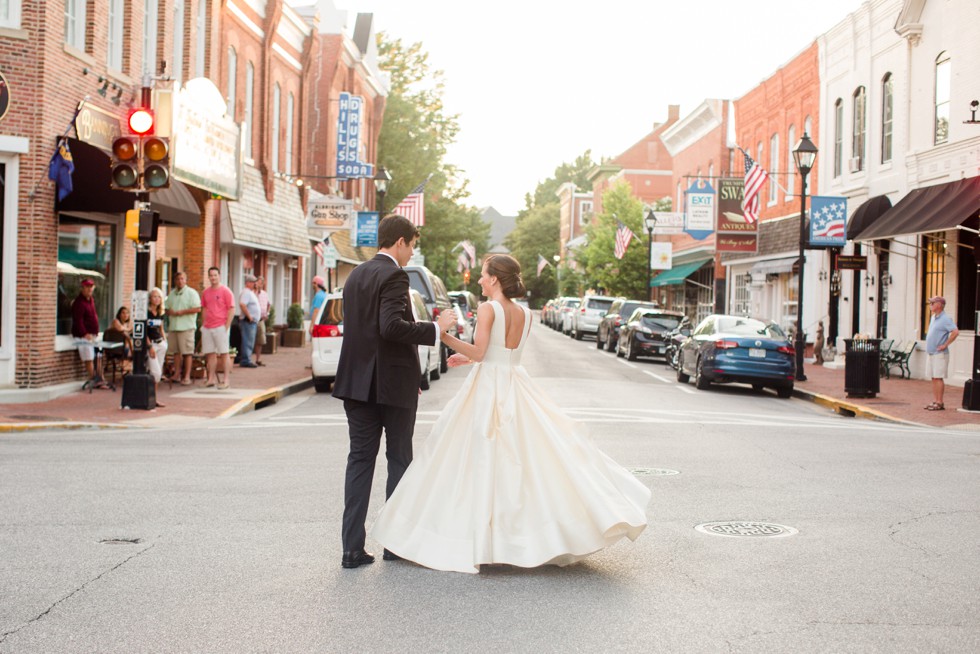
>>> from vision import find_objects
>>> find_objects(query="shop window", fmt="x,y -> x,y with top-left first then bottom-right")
783,273 -> 799,333
57,217 -> 116,336
920,234 -> 946,337
881,73 -> 893,163
732,273 -> 750,316
833,99 -> 843,177
956,221 -> 978,332
694,266 -> 713,325
935,52 -> 950,145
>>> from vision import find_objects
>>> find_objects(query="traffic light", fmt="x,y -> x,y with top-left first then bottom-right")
142,136 -> 170,189
128,108 -> 154,136
125,209 -> 140,242
137,209 -> 160,242
463,269 -> 470,284
110,136 -> 140,190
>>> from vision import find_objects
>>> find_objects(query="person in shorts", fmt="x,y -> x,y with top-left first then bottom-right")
201,266 -> 236,389
255,276 -> 271,366
164,271 -> 201,385
924,296 -> 959,411
71,278 -> 102,384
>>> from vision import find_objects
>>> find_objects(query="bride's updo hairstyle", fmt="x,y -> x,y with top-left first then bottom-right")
486,254 -> 527,299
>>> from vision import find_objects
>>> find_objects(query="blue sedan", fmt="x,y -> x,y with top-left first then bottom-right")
676,314 -> 796,398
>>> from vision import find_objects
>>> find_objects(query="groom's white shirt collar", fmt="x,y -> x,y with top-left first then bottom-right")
379,252 -> 398,266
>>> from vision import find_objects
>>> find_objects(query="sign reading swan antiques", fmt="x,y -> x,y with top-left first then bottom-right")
0,70 -> 10,122
716,178 -> 758,253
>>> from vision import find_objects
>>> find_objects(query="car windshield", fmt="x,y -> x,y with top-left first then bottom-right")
715,317 -> 785,338
318,298 -> 343,325
405,270 -> 431,302
565,300 -> 580,308
587,299 -> 614,311
622,301 -> 654,316
641,314 -> 682,330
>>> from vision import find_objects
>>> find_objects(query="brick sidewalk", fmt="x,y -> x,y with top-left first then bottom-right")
794,360 -> 980,429
0,341 -> 315,430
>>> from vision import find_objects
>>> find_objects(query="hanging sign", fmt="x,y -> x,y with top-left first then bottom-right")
335,92 -> 374,179
684,179 -> 715,239
716,178 -> 757,233
808,196 -> 848,248
307,197 -> 353,230
354,211 -> 379,247
716,233 -> 758,253
650,242 -> 673,270
651,212 -> 684,235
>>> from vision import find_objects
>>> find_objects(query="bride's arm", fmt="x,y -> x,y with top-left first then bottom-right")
440,302 -> 494,363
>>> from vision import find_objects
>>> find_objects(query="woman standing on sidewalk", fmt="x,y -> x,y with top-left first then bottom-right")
146,288 -> 169,407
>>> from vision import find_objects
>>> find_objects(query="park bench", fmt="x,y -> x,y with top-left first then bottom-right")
882,340 -> 915,379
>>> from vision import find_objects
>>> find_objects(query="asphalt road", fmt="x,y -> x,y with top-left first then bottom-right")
1,321 -> 978,652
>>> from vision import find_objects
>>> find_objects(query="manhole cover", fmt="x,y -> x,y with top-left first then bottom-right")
695,522 -> 798,538
7,415 -> 68,422
99,538 -> 143,545
627,467 -> 679,476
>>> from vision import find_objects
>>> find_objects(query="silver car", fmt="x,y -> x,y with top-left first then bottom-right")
570,295 -> 617,340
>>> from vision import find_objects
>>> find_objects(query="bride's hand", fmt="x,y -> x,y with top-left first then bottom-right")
447,353 -> 470,367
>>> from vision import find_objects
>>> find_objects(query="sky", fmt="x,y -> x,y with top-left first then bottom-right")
305,0 -> 867,215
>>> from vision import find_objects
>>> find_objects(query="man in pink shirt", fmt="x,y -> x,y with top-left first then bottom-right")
201,266 -> 236,389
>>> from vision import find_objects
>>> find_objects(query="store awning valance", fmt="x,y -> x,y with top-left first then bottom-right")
852,176 -> 979,241
749,256 -> 798,277
846,195 -> 892,240
650,259 -> 711,287
223,165 -> 310,257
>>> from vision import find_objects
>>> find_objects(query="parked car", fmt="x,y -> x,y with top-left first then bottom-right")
596,298 -> 659,352
570,294 -> 617,340
541,299 -> 557,325
451,300 -> 475,344
310,292 -> 344,393
409,289 -> 442,390
404,265 -> 453,372
616,308 -> 686,361
449,290 -> 479,338
676,314 -> 796,397
559,298 -> 581,334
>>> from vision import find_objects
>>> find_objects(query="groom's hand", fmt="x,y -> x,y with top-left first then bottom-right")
436,309 -> 456,333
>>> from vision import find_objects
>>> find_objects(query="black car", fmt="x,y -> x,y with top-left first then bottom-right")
616,309 -> 686,361
404,265 -> 453,372
596,298 -> 659,352
676,314 -> 796,397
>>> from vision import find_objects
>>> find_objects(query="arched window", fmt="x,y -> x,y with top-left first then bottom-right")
226,47 -> 236,118
881,73 -> 893,163
852,86 -> 866,171
286,93 -> 295,175
786,125 -> 796,197
244,61 -> 254,160
833,99 -> 843,177
935,52 -> 950,144
769,133 -> 779,203
271,83 -> 281,172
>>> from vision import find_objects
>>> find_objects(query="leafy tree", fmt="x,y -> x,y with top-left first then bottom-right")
580,181 -> 650,299
524,150 -> 595,210
419,196 -> 490,293
504,203 -> 560,306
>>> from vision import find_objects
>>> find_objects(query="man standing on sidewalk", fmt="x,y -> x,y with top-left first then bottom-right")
238,275 -> 261,369
925,296 -> 959,411
201,266 -> 235,389
254,276 -> 271,367
164,271 -> 201,385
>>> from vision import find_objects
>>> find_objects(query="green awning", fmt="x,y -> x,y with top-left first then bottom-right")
650,259 -> 712,287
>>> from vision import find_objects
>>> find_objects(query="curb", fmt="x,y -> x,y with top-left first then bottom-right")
0,422 -> 133,433
793,388 -> 925,427
217,376 -> 315,419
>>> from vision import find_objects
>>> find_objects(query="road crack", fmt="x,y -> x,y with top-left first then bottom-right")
0,542 -> 156,645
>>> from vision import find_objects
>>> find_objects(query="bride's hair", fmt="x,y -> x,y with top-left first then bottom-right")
485,255 -> 527,299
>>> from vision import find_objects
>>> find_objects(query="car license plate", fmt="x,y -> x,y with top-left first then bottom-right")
749,348 -> 766,358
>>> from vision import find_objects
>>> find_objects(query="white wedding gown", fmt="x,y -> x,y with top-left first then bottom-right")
371,301 -> 650,574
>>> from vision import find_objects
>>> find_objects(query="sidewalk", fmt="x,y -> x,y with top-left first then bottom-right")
0,342 -> 315,432
793,359 -> 980,429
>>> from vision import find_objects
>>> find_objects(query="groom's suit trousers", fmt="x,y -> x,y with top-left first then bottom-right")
342,398 -> 416,552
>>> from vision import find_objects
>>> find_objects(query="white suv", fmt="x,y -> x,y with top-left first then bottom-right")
571,295 -> 617,340
310,292 -> 344,392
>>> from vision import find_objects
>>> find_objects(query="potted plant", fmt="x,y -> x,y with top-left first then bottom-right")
282,302 -> 306,347
263,307 -> 278,354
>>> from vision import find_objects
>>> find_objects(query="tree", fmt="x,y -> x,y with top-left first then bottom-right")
580,181 -> 649,298
524,150 -> 595,210
504,203 -> 560,305
419,196 -> 490,292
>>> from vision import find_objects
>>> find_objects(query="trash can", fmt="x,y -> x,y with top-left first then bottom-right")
844,338 -> 881,398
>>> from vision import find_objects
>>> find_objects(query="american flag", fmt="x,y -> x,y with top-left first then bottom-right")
313,235 -> 328,263
809,197 -> 847,242
393,178 -> 429,226
741,150 -> 770,224
456,252 -> 469,273
614,221 -> 634,260
536,254 -> 550,277
461,240 -> 477,268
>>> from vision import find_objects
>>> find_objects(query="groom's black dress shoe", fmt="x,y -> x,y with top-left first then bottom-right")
341,549 -> 376,569
382,549 -> 402,561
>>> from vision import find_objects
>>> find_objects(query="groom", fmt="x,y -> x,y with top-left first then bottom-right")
333,214 -> 457,569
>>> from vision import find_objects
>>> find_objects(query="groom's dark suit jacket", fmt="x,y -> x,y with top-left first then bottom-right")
333,254 -> 437,409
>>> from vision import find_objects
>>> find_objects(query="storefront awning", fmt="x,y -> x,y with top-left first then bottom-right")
846,195 -> 892,240
851,176 -> 979,241
650,259 -> 711,287
749,256 -> 798,277
223,166 -> 310,257
56,138 -> 201,227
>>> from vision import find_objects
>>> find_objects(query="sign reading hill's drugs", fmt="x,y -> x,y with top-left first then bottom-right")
335,93 -> 374,179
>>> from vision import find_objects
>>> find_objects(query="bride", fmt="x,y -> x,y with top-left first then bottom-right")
371,254 -> 650,574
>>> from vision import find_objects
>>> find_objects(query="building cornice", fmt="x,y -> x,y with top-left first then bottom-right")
660,100 -> 725,156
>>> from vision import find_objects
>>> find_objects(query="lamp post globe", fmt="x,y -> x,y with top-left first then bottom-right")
374,166 -> 392,215
792,133 -> 818,382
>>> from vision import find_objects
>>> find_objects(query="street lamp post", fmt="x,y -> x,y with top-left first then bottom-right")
792,132 -> 819,382
644,210 -> 658,302
374,166 -> 392,215
553,254 -> 561,295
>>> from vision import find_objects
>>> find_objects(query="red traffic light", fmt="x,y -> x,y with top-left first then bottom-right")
127,108 -> 154,135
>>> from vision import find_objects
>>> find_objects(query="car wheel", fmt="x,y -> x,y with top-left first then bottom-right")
439,345 -> 449,373
694,357 -> 710,390
676,353 -> 690,383
574,328 -> 583,340
606,335 -> 617,352
626,337 -> 638,361
431,358 -> 441,380
596,331 -> 604,349
312,376 -> 332,393
420,365 -> 430,390
776,385 -> 794,399
616,335 -> 626,358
